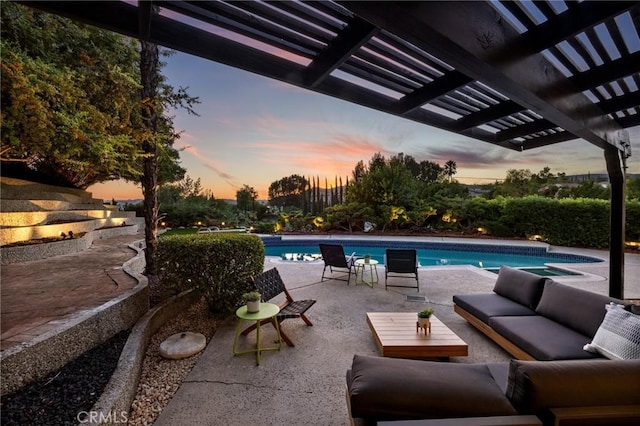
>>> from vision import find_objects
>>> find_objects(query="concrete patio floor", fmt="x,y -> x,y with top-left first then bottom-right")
1,233 -> 638,424
154,248 -> 640,426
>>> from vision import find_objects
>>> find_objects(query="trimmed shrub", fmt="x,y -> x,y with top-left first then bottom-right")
156,233 -> 264,315
626,200 -> 640,242
251,221 -> 276,234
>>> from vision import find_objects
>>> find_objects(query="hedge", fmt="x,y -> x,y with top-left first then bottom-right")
156,233 -> 264,315
479,197 -> 640,248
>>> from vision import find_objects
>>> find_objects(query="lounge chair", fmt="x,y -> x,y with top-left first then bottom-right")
384,248 -> 419,291
241,267 -> 316,347
319,244 -> 357,284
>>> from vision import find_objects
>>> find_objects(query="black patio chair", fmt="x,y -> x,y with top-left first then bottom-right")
319,243 -> 357,284
384,249 -> 419,291
241,267 -> 316,347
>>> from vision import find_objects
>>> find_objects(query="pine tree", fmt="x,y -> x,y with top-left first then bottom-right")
325,178 -> 329,208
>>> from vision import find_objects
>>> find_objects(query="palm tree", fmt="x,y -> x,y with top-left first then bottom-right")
444,160 -> 457,183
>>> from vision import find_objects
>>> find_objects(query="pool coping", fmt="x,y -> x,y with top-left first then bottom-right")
266,234 -> 551,247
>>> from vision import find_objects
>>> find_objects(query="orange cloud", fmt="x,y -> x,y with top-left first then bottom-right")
246,133 -> 389,179
175,140 -> 237,182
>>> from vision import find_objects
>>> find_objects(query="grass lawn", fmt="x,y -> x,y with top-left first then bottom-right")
159,228 -> 198,237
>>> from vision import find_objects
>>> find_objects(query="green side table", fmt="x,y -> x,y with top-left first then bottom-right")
355,258 -> 379,287
233,302 -> 282,365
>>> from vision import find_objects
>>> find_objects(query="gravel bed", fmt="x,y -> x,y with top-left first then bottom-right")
0,330 -> 130,426
0,298 -> 218,426
128,298 -> 218,426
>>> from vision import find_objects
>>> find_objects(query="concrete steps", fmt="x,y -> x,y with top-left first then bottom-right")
0,177 -> 143,246
1,177 -> 102,204
0,199 -> 110,213
0,209 -> 136,227
1,218 -> 136,245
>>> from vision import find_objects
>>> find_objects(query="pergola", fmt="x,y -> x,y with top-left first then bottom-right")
22,1 -> 639,297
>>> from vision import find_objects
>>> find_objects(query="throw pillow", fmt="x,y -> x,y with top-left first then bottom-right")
584,303 -> 640,360
492,266 -> 546,309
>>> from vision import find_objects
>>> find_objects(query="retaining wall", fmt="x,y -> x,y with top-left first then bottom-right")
85,289 -> 200,426
1,224 -> 143,265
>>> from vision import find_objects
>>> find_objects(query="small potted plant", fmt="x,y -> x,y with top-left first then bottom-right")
363,254 -> 371,264
242,291 -> 262,313
417,308 -> 434,332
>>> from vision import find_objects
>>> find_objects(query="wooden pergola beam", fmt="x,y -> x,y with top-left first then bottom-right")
392,72 -> 472,114
452,100 -> 524,131
571,51 -> 640,90
340,1 -> 627,153
518,1 -> 637,52
302,16 -> 378,88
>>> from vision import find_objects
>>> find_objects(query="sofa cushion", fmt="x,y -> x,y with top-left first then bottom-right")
584,303 -> 640,360
506,359 -> 640,417
492,266 -> 546,309
534,280 -> 627,337
454,294 -> 537,324
489,315 -> 602,360
347,355 -> 517,421
486,363 -> 510,394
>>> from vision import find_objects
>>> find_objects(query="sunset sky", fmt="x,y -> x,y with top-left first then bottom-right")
89,51 -> 640,202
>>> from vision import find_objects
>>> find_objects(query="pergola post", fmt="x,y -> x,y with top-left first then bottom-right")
605,147 -> 626,299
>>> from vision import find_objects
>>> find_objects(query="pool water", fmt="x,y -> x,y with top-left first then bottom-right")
262,238 -> 603,269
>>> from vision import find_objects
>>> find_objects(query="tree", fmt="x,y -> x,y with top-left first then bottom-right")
158,175 -> 203,206
444,160 -> 457,183
0,3 -> 190,188
157,176 -> 223,227
157,184 -> 182,207
489,169 -> 534,198
1,3 -> 141,187
177,175 -> 203,198
268,174 -> 308,209
140,40 -> 161,274
561,181 -> 610,200
417,160 -> 443,184
533,166 -> 555,184
237,185 -> 258,213
347,153 -> 418,209
1,4 -> 199,274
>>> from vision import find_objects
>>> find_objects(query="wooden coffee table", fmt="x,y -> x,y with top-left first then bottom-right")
366,312 -> 468,360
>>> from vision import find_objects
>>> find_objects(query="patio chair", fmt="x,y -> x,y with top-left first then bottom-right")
384,249 -> 419,291
241,267 -> 316,347
319,243 -> 357,284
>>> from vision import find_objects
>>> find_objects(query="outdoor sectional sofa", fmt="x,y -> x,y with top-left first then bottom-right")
453,265 -> 637,360
346,355 -> 640,425
345,266 -> 640,425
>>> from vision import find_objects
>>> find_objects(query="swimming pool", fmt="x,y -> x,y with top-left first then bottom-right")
261,237 -> 604,269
